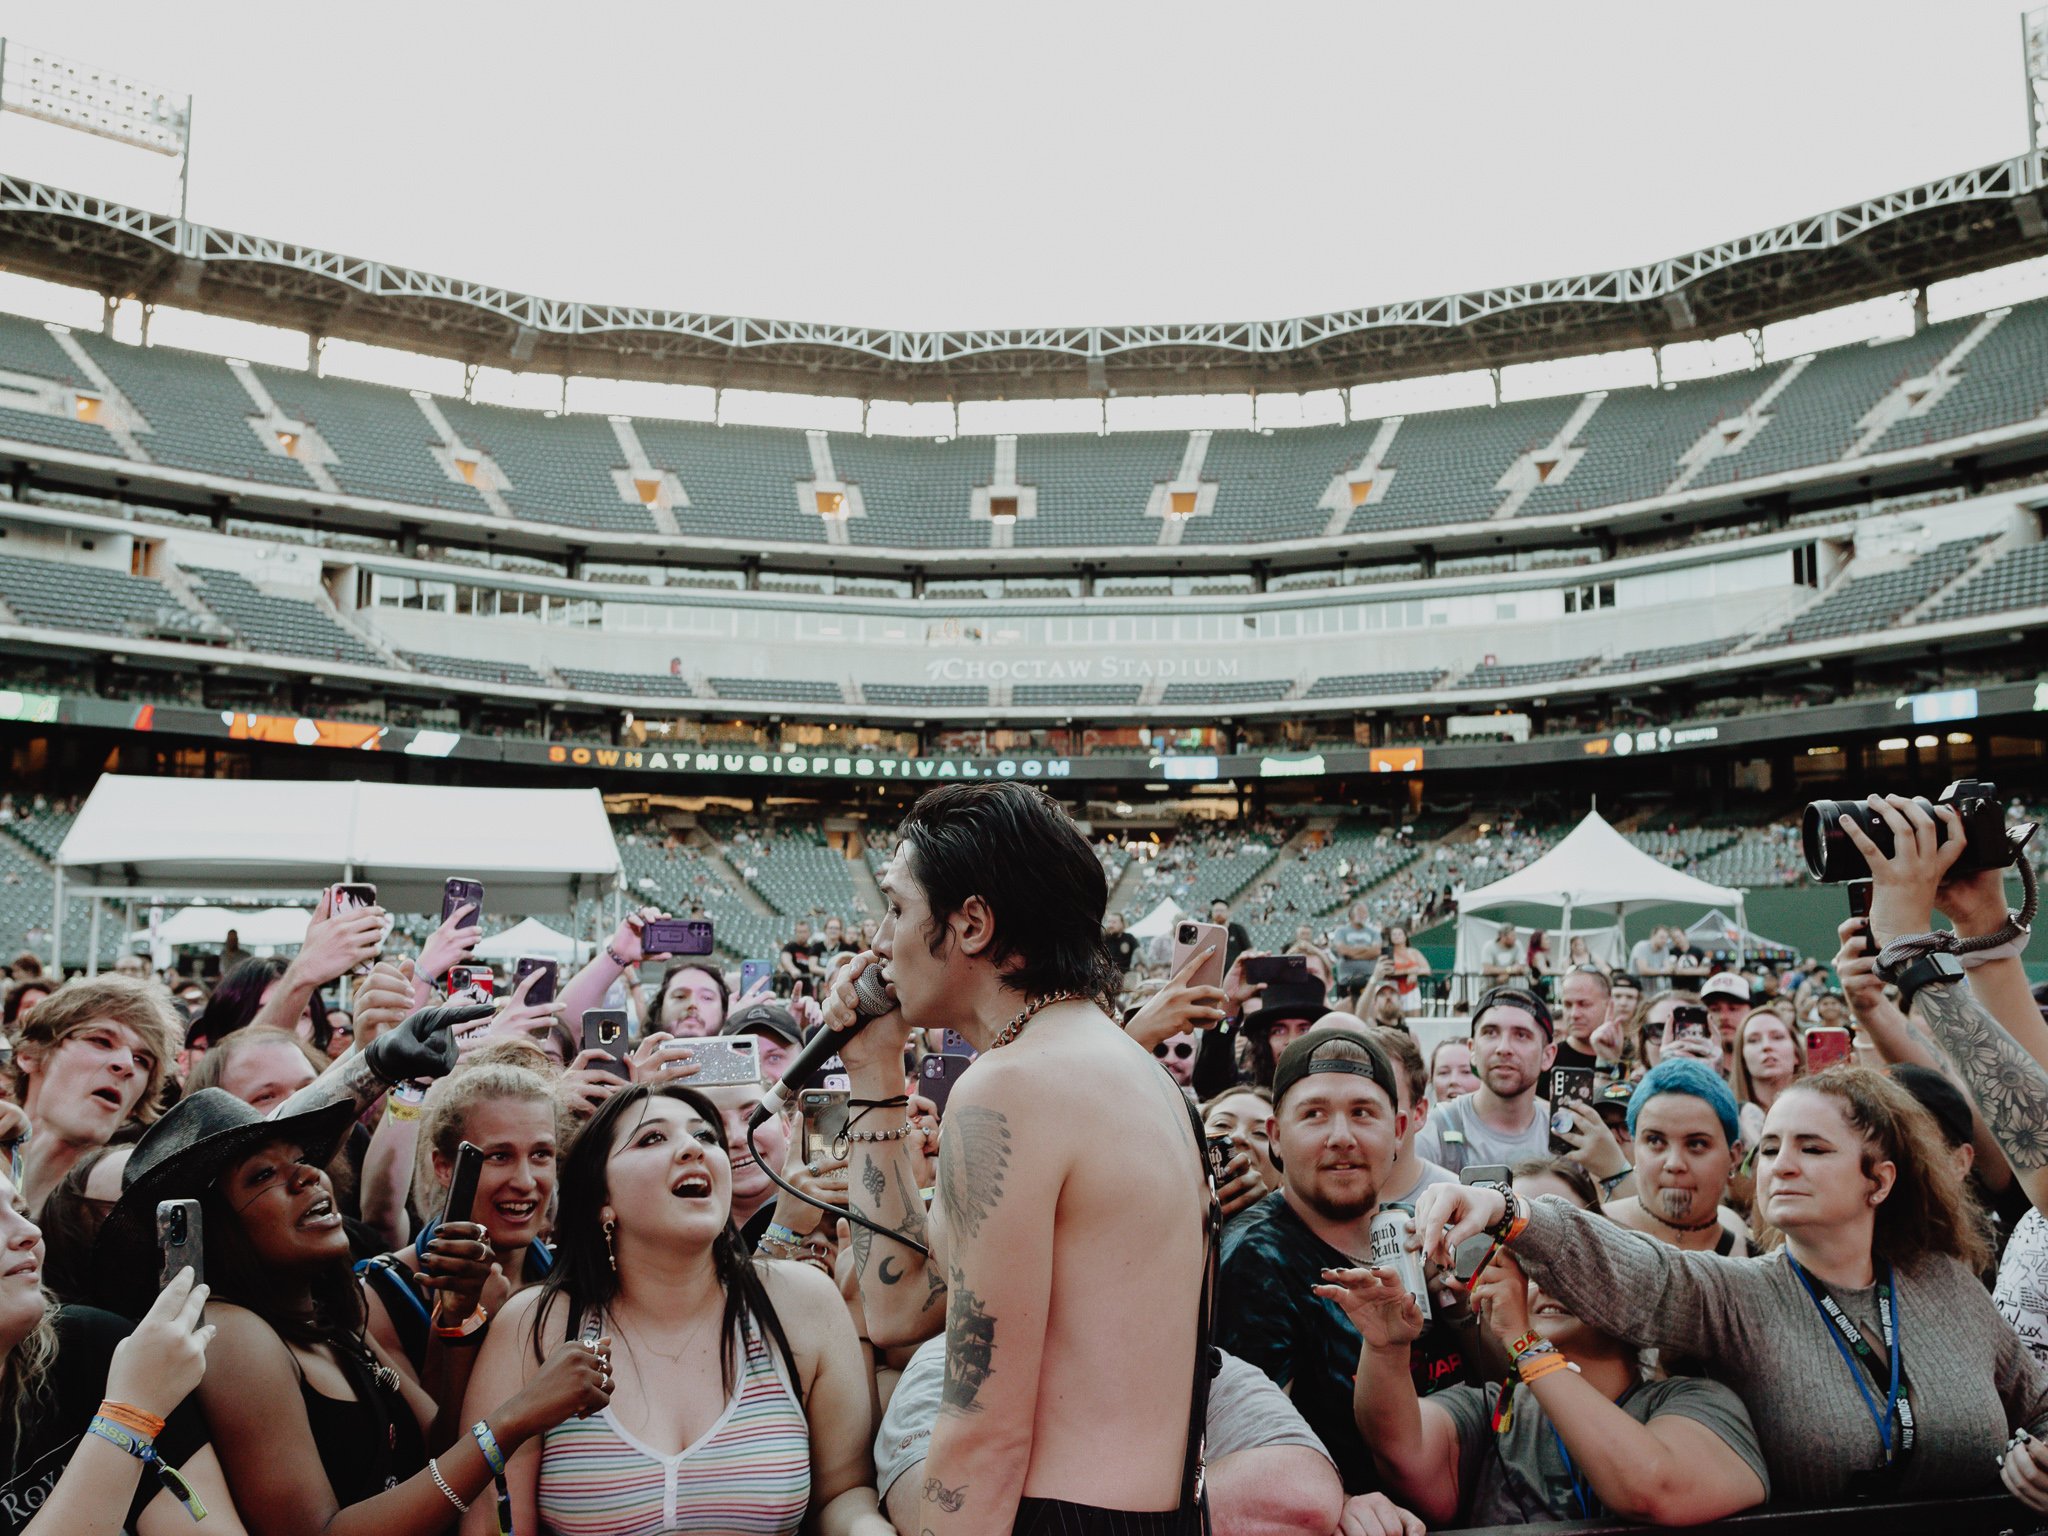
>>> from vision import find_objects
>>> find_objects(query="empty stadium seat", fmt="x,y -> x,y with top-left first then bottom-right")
1304,670 -> 1446,699
0,550 -> 192,638
186,566 -> 385,666
401,650 -> 550,687
557,668 -> 696,698
708,677 -> 845,705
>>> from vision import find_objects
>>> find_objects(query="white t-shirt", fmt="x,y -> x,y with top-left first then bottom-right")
1996,1207 -> 2048,1368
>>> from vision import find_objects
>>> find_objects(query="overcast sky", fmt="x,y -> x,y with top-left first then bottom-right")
3,1 -> 2039,334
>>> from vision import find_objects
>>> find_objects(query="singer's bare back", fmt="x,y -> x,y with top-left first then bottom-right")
853,1000 -> 1205,1528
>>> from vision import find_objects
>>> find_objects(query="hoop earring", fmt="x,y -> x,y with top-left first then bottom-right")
603,1218 -> 618,1273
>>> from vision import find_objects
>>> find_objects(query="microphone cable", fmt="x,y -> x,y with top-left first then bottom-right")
743,1115 -> 933,1258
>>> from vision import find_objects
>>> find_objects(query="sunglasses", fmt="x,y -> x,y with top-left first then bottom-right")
1153,1041 -> 1195,1061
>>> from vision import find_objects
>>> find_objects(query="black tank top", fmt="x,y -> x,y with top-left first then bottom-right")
293,1352 -> 427,1508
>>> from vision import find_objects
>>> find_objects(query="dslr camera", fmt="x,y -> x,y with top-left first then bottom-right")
1801,778 -> 2028,883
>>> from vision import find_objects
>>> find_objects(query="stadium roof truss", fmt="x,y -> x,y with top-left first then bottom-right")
3,147 -> 2048,400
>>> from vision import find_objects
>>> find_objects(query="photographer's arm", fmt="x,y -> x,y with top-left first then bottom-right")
1839,800 -> 2048,1215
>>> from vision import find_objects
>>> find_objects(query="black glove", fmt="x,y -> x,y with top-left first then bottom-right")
364,1001 -> 494,1085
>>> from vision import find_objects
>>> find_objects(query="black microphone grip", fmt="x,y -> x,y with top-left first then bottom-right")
749,965 -> 894,1128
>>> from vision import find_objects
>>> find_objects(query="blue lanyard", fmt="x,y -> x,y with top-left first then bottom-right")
1788,1256 -> 1909,1464
1548,1427 -> 1595,1519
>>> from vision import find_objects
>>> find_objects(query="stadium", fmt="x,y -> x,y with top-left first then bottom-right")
0,15 -> 2043,993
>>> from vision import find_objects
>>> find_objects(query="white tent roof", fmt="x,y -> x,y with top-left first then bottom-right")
125,906 -> 311,949
473,916 -> 587,965
1129,898 -> 1184,941
1457,809 -> 1742,916
57,777 -> 621,915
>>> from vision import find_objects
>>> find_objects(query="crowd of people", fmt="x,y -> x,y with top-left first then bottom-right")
0,780 -> 2044,1535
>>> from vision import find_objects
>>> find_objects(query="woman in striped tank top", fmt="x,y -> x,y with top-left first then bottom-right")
459,1083 -> 894,1536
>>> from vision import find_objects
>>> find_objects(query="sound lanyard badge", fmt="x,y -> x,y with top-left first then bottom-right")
1788,1256 -> 1914,1469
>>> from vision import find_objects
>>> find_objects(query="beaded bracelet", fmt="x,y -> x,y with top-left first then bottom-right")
845,1121 -> 915,1144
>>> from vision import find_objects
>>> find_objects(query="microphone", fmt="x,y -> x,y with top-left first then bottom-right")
749,964 -> 895,1128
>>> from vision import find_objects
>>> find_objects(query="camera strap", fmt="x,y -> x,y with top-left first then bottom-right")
1788,1256 -> 1915,1468
1875,826 -> 2038,978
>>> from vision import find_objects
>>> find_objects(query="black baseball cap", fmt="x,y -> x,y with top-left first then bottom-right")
1472,985 -> 1554,1040
1271,1028 -> 1395,1113
722,1001 -> 801,1048
1594,1080 -> 1634,1123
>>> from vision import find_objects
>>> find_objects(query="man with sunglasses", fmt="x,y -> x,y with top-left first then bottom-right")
1414,987 -> 1556,1175
1153,1029 -> 1198,1090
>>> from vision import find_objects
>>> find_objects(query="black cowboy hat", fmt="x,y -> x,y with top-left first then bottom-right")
106,1088 -> 357,1240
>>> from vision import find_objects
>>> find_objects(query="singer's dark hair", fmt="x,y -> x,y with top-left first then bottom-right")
896,781 -> 1119,1001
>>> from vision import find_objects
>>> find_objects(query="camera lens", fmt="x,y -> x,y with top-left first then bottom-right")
1178,923 -> 1196,943
1801,798 -> 1889,883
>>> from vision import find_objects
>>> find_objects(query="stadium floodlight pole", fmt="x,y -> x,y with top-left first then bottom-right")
0,39 -> 191,217
2026,7 -> 2048,154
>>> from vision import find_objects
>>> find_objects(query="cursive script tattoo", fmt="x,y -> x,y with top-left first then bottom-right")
941,1268 -> 997,1415
922,1477 -> 967,1512
938,1106 -> 1011,1240
1915,981 -> 2048,1169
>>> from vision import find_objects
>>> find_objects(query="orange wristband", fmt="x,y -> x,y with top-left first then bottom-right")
99,1400 -> 167,1439
1518,1353 -> 1571,1385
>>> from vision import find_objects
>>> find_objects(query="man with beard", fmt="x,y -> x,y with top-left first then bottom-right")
1415,988 -> 1556,1175
1603,1059 -> 1750,1256
1218,1028 -> 1465,1494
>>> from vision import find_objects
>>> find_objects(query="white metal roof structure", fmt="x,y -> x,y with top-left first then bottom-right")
55,776 -> 621,970
1453,808 -> 1747,980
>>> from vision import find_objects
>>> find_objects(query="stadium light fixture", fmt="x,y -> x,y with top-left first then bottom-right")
0,38 -> 193,218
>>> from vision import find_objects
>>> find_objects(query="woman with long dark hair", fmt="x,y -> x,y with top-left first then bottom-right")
457,1082 -> 891,1536
1416,1065 -> 2048,1507
102,1088 -> 609,1536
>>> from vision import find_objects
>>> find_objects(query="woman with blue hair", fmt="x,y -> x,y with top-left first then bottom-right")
1604,1059 -> 1752,1257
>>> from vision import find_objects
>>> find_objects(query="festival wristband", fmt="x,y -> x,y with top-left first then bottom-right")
470,1420 -> 508,1478
384,1095 -> 422,1123
433,1303 -> 491,1342
1518,1352 -> 1571,1385
98,1400 -> 167,1439
87,1415 -> 207,1521
1506,1331 -> 1544,1362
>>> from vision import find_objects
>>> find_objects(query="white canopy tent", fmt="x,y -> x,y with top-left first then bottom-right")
123,905 -> 312,950
1453,809 -> 1746,987
1129,897 -> 1184,941
473,916 -> 589,966
56,777 -> 623,972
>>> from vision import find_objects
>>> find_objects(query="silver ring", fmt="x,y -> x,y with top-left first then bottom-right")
808,1159 -> 820,1175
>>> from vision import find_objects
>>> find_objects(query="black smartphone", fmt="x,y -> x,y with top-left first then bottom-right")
799,1089 -> 849,1163
156,1198 -> 203,1289
1453,1164 -> 1511,1281
1547,1067 -> 1596,1155
1241,955 -> 1310,987
1669,1003 -> 1714,1045
581,1009 -> 632,1079
918,1052 -> 973,1119
643,918 -> 715,956
513,956 -> 559,1007
442,877 -> 484,927
443,1141 -> 485,1226
1847,879 -> 1874,943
